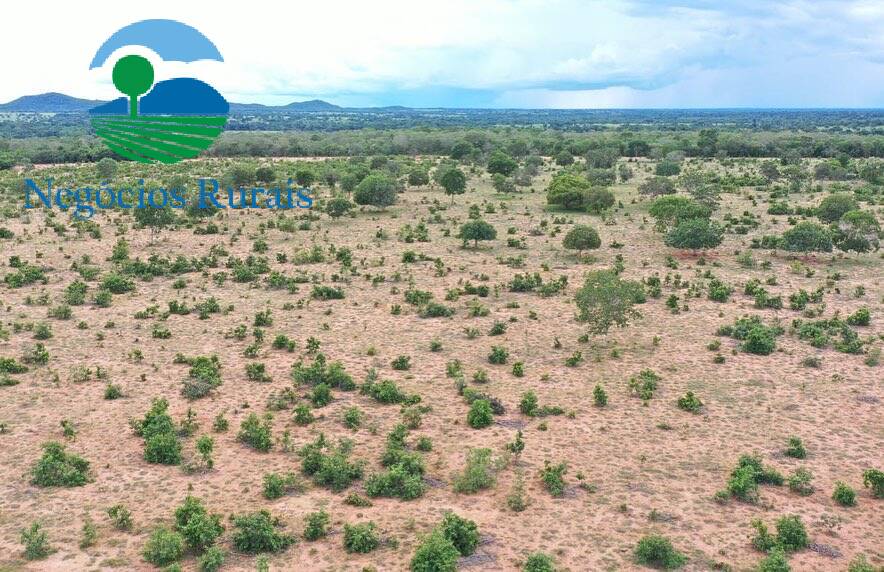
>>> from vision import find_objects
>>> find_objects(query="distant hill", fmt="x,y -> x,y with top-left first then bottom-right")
2,92 -> 343,114
0,92 -> 106,113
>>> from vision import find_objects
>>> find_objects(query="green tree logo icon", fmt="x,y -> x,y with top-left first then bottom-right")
112,55 -> 154,118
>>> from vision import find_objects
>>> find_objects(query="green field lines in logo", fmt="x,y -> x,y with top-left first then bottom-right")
90,115 -> 227,164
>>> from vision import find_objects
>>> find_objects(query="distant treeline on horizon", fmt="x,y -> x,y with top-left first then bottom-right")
1,107 -> 884,166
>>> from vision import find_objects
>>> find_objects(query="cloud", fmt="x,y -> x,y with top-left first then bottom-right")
1,0 -> 882,107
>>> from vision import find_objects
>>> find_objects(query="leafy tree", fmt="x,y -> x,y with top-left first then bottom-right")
638,177 -> 676,197
585,187 -> 615,214
562,225 -> 601,256
440,168 -> 467,199
325,195 -> 354,219
664,218 -> 723,250
817,193 -> 859,223
96,157 -> 118,180
781,222 -> 833,253
655,160 -> 681,176
458,220 -> 497,248
546,173 -> 591,211
574,270 -> 644,336
408,167 -> 430,187
834,210 -> 879,252
295,169 -> 315,188
449,141 -> 475,160
487,151 -> 518,176
649,196 -> 711,230
134,203 -> 176,242
554,150 -> 574,166
354,173 -> 397,209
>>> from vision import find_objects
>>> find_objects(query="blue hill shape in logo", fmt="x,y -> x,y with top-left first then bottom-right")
89,79 -> 229,164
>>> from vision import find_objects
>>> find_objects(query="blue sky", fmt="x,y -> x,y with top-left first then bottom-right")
4,0 -> 884,108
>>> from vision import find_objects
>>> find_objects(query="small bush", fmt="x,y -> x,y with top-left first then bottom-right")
343,522 -> 379,553
231,510 -> 296,554
593,384 -> 608,407
21,522 -> 51,560
142,527 -> 184,567
540,461 -> 567,497
453,448 -> 496,494
784,436 -> 806,459
676,392 -> 702,413
523,552 -> 557,572
633,534 -> 687,569
467,399 -> 494,429
107,504 -> 133,531
757,548 -> 790,572
439,512 -> 479,556
198,546 -> 225,572
410,529 -> 459,572
303,510 -> 330,541
787,468 -> 814,496
862,468 -> 884,498
237,413 -> 273,452
144,431 -> 182,465
263,472 -> 303,500
30,441 -> 90,487
832,481 -> 856,506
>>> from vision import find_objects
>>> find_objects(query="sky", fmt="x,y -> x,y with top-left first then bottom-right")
3,0 -> 883,108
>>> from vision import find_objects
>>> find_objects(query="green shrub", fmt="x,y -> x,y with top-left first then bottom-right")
142,527 -> 184,566
410,529 -> 459,572
523,552 -> 557,572
787,468 -> 814,496
757,548 -> 790,572
540,461 -> 567,497
676,392 -> 702,413
343,522 -> 379,553
633,534 -> 687,569
848,555 -> 876,572
303,510 -> 330,541
775,515 -> 808,552
30,441 -> 90,487
107,504 -> 132,531
832,481 -> 856,506
343,407 -> 362,430
174,496 -> 224,552
263,472 -> 303,500
488,345 -> 509,364
862,468 -> 884,498
311,383 -> 332,407
593,384 -> 608,407
21,522 -> 51,560
784,437 -> 806,459
467,399 -> 494,429
439,512 -> 479,556
144,431 -> 182,465
231,510 -> 295,554
453,448 -> 496,494
198,546 -> 225,572
237,413 -> 273,452
846,307 -> 871,326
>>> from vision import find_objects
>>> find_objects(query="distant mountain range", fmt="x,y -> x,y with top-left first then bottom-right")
0,92 -> 348,113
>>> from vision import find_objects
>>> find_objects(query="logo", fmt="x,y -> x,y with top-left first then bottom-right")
87,19 -> 228,164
